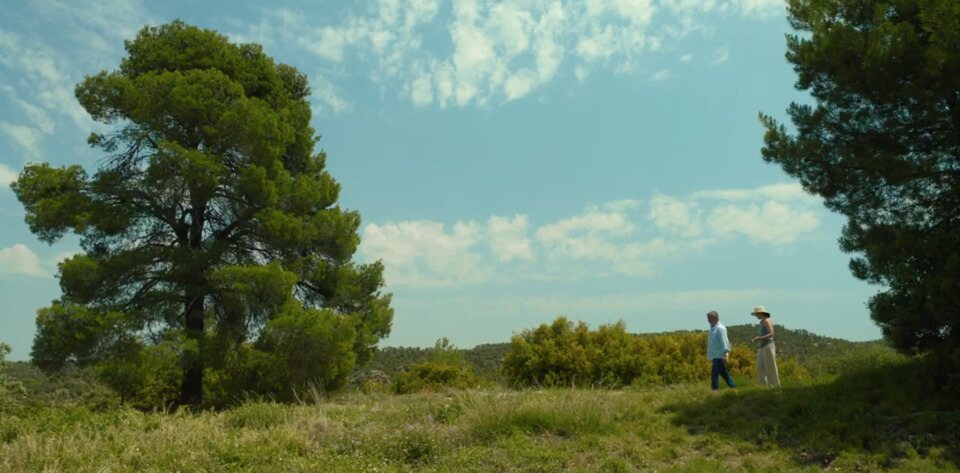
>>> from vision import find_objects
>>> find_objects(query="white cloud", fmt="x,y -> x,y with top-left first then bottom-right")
310,75 -> 352,113
0,163 -> 18,190
487,214 -> 534,262
360,183 -> 823,288
649,195 -> 701,237
692,182 -> 816,202
662,0 -> 718,14
680,53 -> 693,62
0,122 -> 42,157
536,208 -> 634,259
707,201 -> 820,245
658,182 -> 823,245
651,68 -> 670,82
224,0 -> 782,108
361,220 -> 490,287
574,65 -> 589,82
711,47 -> 730,64
738,0 -> 785,17
504,70 -> 537,101
0,85 -> 55,134
0,1 -> 154,139
0,244 -> 46,277
410,73 -> 435,105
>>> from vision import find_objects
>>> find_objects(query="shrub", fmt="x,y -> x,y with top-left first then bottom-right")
394,338 -> 481,394
225,401 -> 287,429
0,342 -> 27,411
94,334 -> 185,410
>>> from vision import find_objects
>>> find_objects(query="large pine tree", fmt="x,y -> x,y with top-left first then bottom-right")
761,1 -> 960,369
13,21 -> 392,406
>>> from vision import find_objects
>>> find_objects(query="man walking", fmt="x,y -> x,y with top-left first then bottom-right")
706,310 -> 735,390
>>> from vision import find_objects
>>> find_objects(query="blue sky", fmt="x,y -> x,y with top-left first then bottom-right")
0,0 -> 882,360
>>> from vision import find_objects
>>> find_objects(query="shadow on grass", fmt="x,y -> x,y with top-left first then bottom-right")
665,358 -> 960,469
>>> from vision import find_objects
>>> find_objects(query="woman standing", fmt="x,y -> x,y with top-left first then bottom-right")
751,306 -> 780,387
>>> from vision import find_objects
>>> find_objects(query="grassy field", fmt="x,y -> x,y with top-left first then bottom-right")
2,354 -> 958,472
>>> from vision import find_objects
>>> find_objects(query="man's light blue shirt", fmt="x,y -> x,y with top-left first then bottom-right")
707,322 -> 732,360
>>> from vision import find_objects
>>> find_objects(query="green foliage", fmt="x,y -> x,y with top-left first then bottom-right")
0,342 -> 26,411
2,361 -> 115,412
252,304 -> 358,400
502,317 -> 757,388
95,337 -> 185,410
394,338 -> 482,394
12,20 -> 392,407
760,0 -> 960,364
802,342 -> 905,378
224,402 -> 286,429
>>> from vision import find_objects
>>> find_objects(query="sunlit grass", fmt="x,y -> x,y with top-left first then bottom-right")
2,361 -> 958,472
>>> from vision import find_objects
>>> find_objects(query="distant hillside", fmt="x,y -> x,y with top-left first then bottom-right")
363,326 -> 885,380
724,324 -> 883,362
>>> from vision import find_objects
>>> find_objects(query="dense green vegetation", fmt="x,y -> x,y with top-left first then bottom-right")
392,338 -> 483,394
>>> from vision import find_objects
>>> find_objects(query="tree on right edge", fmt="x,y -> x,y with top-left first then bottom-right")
760,1 -> 960,373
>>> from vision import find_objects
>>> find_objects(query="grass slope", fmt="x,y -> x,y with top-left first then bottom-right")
2,356 -> 957,472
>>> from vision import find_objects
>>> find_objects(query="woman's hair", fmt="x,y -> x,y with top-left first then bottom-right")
759,313 -> 771,319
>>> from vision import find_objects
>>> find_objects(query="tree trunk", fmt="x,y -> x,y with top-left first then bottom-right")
180,203 -> 206,406
181,293 -> 205,406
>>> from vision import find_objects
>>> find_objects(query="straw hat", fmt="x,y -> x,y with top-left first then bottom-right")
750,306 -> 771,317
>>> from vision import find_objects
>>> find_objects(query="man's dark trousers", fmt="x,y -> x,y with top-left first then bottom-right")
711,358 -> 736,390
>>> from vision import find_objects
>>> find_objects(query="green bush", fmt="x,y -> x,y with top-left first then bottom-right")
251,304 -> 358,401
394,338 -> 482,394
0,342 -> 26,411
94,334 -> 186,410
803,343 -> 905,378
502,317 -> 755,388
225,401 -> 287,429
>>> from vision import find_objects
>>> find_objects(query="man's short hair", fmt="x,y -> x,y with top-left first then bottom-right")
707,310 -> 719,319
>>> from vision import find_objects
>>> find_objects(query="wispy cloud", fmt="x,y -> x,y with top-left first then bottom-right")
651,68 -> 671,82
360,183 -> 823,288
737,0 -> 786,18
0,0 -> 154,152
0,122 -> 43,158
230,0 -> 780,108
711,47 -> 730,64
0,163 -> 18,190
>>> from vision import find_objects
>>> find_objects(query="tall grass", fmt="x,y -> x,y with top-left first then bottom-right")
1,342 -> 957,472
2,364 -> 958,472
